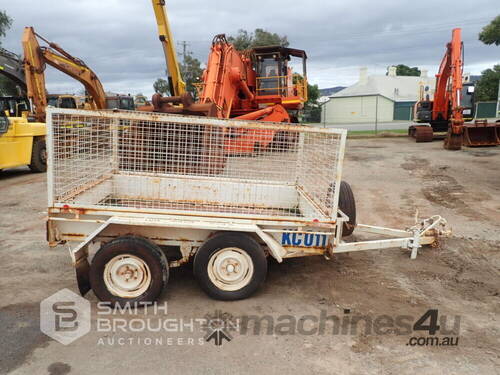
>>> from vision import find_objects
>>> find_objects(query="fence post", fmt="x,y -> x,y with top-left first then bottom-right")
496,79 -> 500,117
323,101 -> 327,128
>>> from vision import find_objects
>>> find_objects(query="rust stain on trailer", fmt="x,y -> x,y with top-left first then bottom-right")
61,233 -> 86,240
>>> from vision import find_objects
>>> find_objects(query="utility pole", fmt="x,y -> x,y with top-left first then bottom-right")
375,95 -> 379,134
496,78 -> 500,118
322,100 -> 328,128
177,41 -> 190,64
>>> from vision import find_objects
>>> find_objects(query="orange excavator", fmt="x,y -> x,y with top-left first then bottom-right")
148,1 -> 308,154
22,27 -> 134,122
409,28 -> 499,149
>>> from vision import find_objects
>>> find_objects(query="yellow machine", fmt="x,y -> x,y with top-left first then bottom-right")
0,47 -> 47,173
151,0 -> 186,96
47,94 -> 78,109
0,113 -> 46,172
22,27 -> 135,122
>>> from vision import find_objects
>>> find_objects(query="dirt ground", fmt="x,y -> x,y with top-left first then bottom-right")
0,137 -> 499,375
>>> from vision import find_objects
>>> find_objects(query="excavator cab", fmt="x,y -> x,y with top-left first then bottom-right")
253,46 -> 307,109
0,96 -> 30,118
461,83 -> 475,121
47,94 -> 78,109
106,95 -> 135,110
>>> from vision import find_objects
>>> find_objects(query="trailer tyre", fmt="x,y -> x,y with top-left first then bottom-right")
194,232 -> 267,300
327,181 -> 356,236
338,181 -> 356,236
28,137 -> 47,173
89,236 -> 168,306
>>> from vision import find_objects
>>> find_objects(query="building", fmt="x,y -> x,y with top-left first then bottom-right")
321,67 -> 436,124
318,86 -> 345,104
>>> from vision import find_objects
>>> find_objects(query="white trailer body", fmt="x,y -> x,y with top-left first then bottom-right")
45,108 -> 449,302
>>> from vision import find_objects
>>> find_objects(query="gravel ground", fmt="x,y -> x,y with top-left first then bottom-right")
0,137 -> 499,375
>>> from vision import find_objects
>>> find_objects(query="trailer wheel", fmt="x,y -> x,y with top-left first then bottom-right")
327,181 -> 356,236
28,137 -> 47,173
338,181 -> 356,236
194,232 -> 267,300
89,236 -> 168,306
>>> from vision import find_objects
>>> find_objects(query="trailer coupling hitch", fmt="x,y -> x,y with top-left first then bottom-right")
407,215 -> 451,259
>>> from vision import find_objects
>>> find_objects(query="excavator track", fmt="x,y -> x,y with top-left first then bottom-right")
409,125 -> 434,142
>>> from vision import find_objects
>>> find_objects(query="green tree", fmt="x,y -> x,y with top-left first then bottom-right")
153,53 -> 203,98
388,64 -> 421,77
475,65 -> 500,101
228,28 -> 289,51
307,83 -> 319,104
227,29 -> 253,50
479,15 -> 500,46
180,54 -> 203,98
0,10 -> 12,40
153,78 -> 170,95
302,83 -> 321,123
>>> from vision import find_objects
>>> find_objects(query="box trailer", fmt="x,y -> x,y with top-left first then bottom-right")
46,108 -> 449,304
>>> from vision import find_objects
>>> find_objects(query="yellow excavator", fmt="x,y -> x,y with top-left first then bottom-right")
22,27 -> 134,122
1,27 -> 137,173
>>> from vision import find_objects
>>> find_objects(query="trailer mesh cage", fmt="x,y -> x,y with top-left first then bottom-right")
47,108 -> 346,222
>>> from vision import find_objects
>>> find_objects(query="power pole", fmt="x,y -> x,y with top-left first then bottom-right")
177,41 -> 190,64
496,78 -> 500,118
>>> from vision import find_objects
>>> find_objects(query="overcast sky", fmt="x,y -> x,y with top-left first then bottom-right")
1,0 -> 498,96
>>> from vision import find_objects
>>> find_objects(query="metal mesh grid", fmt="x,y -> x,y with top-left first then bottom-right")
48,109 -> 346,220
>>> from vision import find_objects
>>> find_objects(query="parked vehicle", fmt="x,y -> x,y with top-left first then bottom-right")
409,28 -> 499,148
0,48 -> 46,173
46,108 -> 449,305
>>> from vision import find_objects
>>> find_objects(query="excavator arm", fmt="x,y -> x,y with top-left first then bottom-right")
432,41 -> 452,123
151,0 -> 185,96
22,28 -> 47,122
441,28 -> 464,150
433,28 -> 463,126
22,27 -> 107,121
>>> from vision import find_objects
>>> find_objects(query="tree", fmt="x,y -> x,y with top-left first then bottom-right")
180,54 -> 203,98
227,29 -> 253,51
228,28 -> 289,51
307,83 -> 320,104
303,83 -> 321,122
153,53 -> 203,98
479,15 -> 500,46
0,10 -> 12,40
475,65 -> 500,102
153,78 -> 170,95
387,64 -> 421,77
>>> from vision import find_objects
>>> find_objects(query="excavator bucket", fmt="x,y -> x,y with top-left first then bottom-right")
463,120 -> 499,147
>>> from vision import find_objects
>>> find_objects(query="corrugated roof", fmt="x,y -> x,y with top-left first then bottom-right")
332,74 -> 436,102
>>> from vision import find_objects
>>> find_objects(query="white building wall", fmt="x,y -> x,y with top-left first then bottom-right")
321,95 -> 394,124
